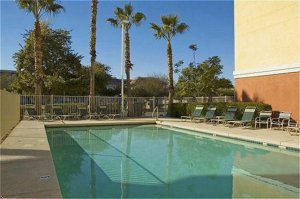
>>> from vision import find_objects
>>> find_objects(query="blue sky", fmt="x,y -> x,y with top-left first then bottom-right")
1,0 -> 234,81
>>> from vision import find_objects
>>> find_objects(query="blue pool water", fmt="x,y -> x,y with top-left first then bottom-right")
46,125 -> 300,198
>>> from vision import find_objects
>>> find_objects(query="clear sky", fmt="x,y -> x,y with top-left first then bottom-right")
1,0 -> 234,81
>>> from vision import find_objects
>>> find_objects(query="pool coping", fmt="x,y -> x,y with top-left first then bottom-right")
1,118 -> 299,198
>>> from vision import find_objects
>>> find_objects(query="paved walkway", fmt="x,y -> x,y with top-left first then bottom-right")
1,121 -> 62,198
1,118 -> 299,198
159,119 -> 300,150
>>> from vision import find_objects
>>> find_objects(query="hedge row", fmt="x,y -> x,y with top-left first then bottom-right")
169,102 -> 272,120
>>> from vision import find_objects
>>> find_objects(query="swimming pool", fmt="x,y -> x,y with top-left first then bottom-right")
46,125 -> 300,198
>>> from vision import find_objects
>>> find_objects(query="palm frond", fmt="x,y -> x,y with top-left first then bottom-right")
16,0 -> 37,15
150,23 -> 163,39
189,44 -> 198,51
161,14 -> 178,26
114,7 -> 125,20
124,3 -> 133,16
132,12 -> 146,26
176,23 -> 189,34
106,18 -> 119,28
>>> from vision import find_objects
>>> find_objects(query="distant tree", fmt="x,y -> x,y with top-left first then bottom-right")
12,25 -> 84,95
175,56 -> 233,97
16,0 -> 64,96
189,44 -> 198,64
89,0 -> 98,96
131,74 -> 168,97
0,72 -> 16,92
150,15 -> 188,105
107,3 -> 146,96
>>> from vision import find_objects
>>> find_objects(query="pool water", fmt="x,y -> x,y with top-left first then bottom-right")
46,125 -> 300,198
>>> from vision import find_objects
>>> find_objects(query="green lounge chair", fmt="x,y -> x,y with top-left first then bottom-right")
210,106 -> 237,124
24,107 -> 42,120
181,106 -> 204,121
52,106 -> 76,120
77,106 -> 89,119
270,112 -> 291,130
227,106 -> 256,127
194,106 -> 216,122
255,111 -> 272,128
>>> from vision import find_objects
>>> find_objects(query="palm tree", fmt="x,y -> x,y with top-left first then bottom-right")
90,0 -> 98,96
189,44 -> 198,65
16,0 -> 64,96
107,4 -> 146,96
150,15 -> 188,105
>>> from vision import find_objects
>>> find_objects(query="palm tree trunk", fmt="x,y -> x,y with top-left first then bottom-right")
125,29 -> 131,97
167,40 -> 174,105
34,19 -> 42,114
89,0 -> 98,96
34,20 -> 42,95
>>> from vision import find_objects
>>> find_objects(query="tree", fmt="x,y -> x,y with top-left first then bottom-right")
12,25 -> 84,95
89,0 -> 98,96
189,44 -> 198,64
131,75 -> 168,97
150,15 -> 188,105
16,0 -> 64,96
107,4 -> 146,96
175,56 -> 233,97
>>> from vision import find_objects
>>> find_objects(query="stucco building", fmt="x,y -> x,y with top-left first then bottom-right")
234,0 -> 300,121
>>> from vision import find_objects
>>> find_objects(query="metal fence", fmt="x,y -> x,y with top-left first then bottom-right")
20,95 -> 234,119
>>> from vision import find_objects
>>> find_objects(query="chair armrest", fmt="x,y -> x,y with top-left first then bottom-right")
216,116 -> 224,119
271,118 -> 279,122
255,117 -> 260,122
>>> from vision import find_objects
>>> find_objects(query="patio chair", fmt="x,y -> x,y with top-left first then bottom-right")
24,107 -> 42,120
227,106 -> 256,127
194,106 -> 216,123
76,106 -> 89,120
210,106 -> 237,125
96,105 -> 110,119
181,106 -> 204,121
52,106 -> 76,120
255,110 -> 272,128
285,122 -> 300,136
270,112 -> 291,130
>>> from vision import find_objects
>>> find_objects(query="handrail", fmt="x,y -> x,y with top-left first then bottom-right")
152,106 -> 159,121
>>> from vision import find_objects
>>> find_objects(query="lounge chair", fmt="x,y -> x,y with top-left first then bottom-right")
52,106 -> 76,120
255,111 -> 272,128
96,105 -> 110,119
24,107 -> 42,120
194,106 -> 216,122
270,112 -> 291,130
210,106 -> 237,125
285,122 -> 299,136
181,106 -> 204,121
77,106 -> 89,119
227,106 -> 256,127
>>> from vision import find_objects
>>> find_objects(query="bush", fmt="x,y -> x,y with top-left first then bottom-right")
170,102 -> 272,120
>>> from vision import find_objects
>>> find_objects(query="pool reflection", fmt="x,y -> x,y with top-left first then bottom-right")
47,125 -> 300,198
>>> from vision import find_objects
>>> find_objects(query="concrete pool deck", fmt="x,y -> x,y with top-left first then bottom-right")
1,118 -> 299,198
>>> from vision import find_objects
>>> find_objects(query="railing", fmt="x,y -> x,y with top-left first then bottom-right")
20,95 -> 234,119
152,106 -> 159,121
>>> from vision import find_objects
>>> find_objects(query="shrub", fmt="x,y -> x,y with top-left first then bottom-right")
170,102 -> 272,120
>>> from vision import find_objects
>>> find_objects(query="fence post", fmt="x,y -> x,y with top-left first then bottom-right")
153,96 -> 156,111
225,95 -> 227,103
50,95 -> 53,115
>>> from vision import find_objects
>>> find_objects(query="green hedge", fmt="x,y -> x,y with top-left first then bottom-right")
169,102 -> 272,120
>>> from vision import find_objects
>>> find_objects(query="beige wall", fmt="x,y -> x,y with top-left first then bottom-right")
0,90 -> 20,140
234,0 -> 299,71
